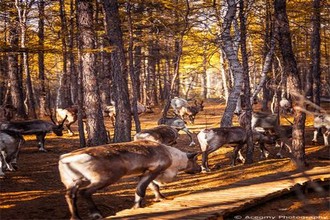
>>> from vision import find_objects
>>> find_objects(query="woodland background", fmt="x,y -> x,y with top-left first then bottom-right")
0,0 -> 329,164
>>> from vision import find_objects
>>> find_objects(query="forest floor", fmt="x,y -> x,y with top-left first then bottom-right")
0,100 -> 329,220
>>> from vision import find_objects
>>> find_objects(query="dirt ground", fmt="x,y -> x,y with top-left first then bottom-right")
1,100 -> 329,220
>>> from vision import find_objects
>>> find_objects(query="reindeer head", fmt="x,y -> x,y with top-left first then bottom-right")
184,152 -> 201,174
187,101 -> 204,124
51,115 -> 67,136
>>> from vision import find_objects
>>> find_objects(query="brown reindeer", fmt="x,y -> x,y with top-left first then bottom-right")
59,140 -> 201,220
197,127 -> 276,172
134,125 -> 179,146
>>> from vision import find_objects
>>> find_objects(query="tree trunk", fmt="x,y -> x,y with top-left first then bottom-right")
239,0 -> 254,164
38,0 -> 48,117
103,0 -> 132,142
7,9 -> 27,119
77,0 -> 108,147
274,0 -> 307,167
126,1 -> 141,133
58,0 -> 72,108
311,0 -> 321,107
69,0 -> 78,105
15,0 -> 37,119
220,0 -> 243,127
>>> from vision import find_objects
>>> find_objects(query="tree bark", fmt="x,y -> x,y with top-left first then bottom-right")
220,0 -> 243,127
311,0 -> 321,107
274,0 -> 307,167
7,9 -> 27,119
77,0 -> 108,146
15,0 -> 37,119
57,0 -> 72,108
126,1 -> 141,133
239,0 -> 254,164
38,0 -> 48,117
103,0 -> 132,142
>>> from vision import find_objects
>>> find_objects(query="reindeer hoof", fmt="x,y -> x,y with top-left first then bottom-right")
154,194 -> 166,202
90,212 -> 103,220
132,203 -> 142,209
201,167 -> 211,173
39,148 -> 48,152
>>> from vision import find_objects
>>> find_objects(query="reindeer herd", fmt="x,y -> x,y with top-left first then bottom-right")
1,97 -> 329,220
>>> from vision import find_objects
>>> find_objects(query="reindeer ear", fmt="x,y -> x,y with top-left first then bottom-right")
187,152 -> 199,159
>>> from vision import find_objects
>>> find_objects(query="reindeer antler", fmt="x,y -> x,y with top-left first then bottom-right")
60,115 -> 68,126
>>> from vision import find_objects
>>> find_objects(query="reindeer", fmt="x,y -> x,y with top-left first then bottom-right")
312,113 -> 330,146
158,116 -> 195,146
0,116 -> 67,152
134,125 -> 179,146
197,127 -> 276,172
56,106 -> 82,136
58,140 -> 201,220
170,97 -> 204,124
237,111 -> 292,158
0,130 -> 24,176
104,101 -> 150,126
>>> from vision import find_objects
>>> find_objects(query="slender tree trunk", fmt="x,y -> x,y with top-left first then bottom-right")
58,0 -> 72,108
238,0 -> 254,164
275,0 -> 306,167
311,0 -> 321,107
220,0 -> 243,127
103,0 -> 132,142
15,0 -> 36,118
202,44 -> 208,99
126,1 -> 141,133
7,9 -> 27,119
69,0 -> 78,105
77,0 -> 108,146
38,0 -> 48,117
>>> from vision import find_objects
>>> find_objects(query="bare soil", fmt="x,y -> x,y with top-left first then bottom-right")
1,101 -> 329,220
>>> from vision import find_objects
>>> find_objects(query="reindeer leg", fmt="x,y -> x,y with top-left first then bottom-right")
65,180 -> 83,220
312,128 -> 320,144
1,150 -> 14,171
133,169 -> 163,209
37,133 -> 47,152
259,143 -> 270,160
323,129 -> 329,146
67,122 -> 75,136
0,156 -> 5,176
79,181 -> 111,220
201,151 -> 210,173
148,181 -> 165,202
231,144 -> 244,166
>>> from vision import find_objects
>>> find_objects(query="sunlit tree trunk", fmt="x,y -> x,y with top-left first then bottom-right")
311,0 -> 321,107
103,0 -> 132,142
220,0 -> 243,127
38,0 -> 48,117
7,8 -> 27,119
15,0 -> 36,118
57,0 -> 72,108
69,0 -> 78,105
239,0 -> 254,164
77,0 -> 108,146
126,1 -> 141,133
275,0 -> 306,167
